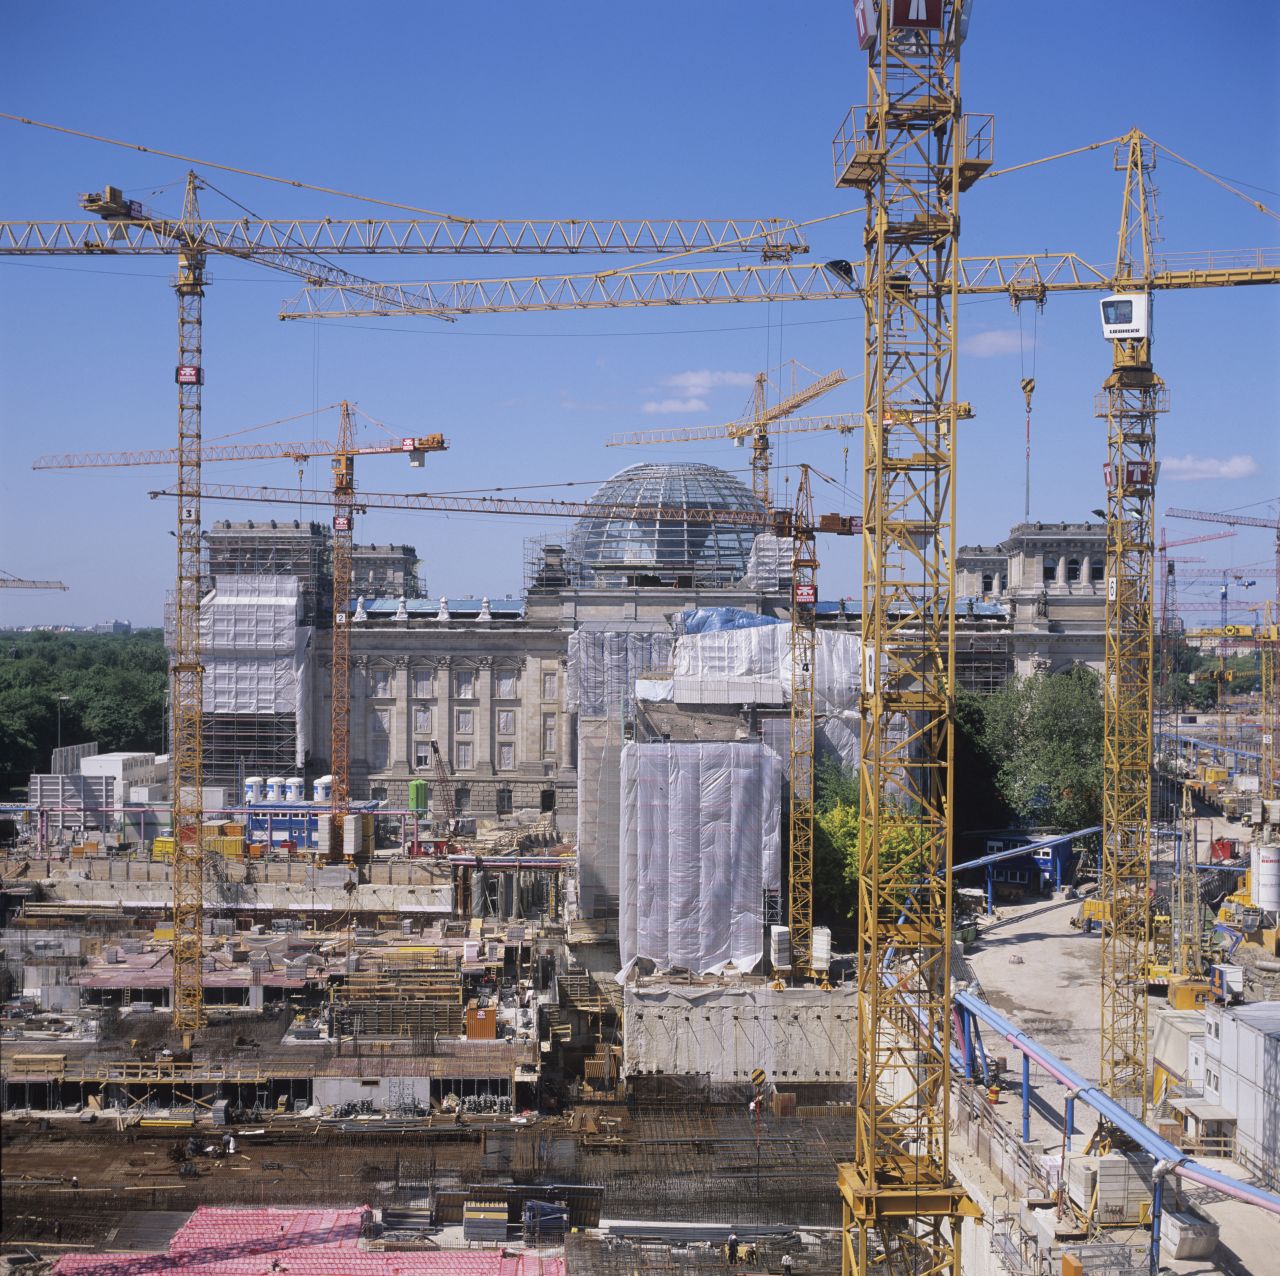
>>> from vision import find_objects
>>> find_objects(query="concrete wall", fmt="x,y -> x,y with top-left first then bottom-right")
623,983 -> 856,1086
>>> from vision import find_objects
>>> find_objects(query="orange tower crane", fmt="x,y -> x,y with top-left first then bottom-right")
4,178 -> 802,1033
34,405 -> 448,867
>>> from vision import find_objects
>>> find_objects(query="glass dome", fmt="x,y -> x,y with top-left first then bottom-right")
567,462 -> 764,587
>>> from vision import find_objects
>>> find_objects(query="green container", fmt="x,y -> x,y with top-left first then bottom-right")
408,779 -> 430,812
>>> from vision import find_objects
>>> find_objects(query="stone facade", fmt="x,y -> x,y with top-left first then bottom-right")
958,521 -> 1107,678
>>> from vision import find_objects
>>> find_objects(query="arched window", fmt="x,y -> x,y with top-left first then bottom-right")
1066,558 -> 1082,583
1042,555 -> 1059,585
981,572 -> 994,594
1090,558 -> 1105,584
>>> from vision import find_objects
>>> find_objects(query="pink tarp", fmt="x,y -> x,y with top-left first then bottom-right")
53,1207 -> 565,1276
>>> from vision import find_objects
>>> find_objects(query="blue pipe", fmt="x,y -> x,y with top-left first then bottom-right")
1021,1053 -> 1031,1143
1065,1094 -> 1076,1152
958,826 -> 1102,874
1150,1173 -> 1166,1276
953,989 -> 1280,1216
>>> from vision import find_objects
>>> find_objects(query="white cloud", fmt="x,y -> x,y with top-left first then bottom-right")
1162,453 -> 1260,482
661,369 -> 755,396
959,330 -> 1026,357
642,397 -> 709,415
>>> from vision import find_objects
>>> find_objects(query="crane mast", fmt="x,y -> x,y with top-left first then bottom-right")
788,465 -> 818,977
1098,131 -> 1168,1117
1263,602 -> 1278,803
836,3 -> 982,1272
171,173 -> 207,1036
330,402 -> 357,852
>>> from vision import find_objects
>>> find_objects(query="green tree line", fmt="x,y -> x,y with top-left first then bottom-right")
0,630 -> 167,793
810,665 -> 1106,942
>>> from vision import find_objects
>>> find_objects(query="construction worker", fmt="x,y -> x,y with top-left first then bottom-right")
782,1255 -> 794,1275
727,1231 -> 739,1264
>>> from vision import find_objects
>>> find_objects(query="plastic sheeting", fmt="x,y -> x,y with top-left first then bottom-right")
739,533 -> 794,591
672,623 -> 861,714
566,626 -> 675,719
619,741 -> 781,976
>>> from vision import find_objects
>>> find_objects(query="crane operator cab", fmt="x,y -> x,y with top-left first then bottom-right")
1100,292 -> 1150,342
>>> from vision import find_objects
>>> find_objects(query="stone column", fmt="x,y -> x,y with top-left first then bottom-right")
392,656 -> 410,770
476,655 -> 493,773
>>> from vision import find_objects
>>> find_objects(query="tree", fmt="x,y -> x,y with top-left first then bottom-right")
0,630 -> 167,794
980,665 -> 1104,830
813,759 -> 858,941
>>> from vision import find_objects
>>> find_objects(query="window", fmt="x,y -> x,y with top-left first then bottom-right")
1090,558 -> 1105,584
1066,557 -> 1081,583
455,669 -> 475,699
498,743 -> 515,770
412,668 -> 433,698
370,708 -> 391,770
1102,298 -> 1132,325
540,788 -> 556,812
413,705 -> 432,734
542,712 -> 557,757
370,785 -> 388,802
495,669 -> 517,698
455,708 -> 474,735
370,668 -> 391,697
454,786 -> 471,813
496,788 -> 513,815
497,710 -> 515,735
414,740 -> 433,769
542,671 -> 558,700
1042,556 -> 1058,585
454,741 -> 473,770
981,572 -> 993,594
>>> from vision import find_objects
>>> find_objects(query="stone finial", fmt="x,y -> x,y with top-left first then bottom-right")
436,596 -> 450,622
478,596 -> 492,622
354,596 -> 368,622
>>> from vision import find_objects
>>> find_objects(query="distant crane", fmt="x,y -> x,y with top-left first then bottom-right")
0,571 -> 67,590
1167,506 -> 1280,597
606,363 -> 856,510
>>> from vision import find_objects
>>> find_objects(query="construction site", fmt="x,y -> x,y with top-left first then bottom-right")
1,3 -> 1279,1275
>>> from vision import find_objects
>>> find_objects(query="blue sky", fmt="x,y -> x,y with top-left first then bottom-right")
2,1 -> 1277,628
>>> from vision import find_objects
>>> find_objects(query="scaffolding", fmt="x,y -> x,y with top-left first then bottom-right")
206,519 -> 330,623
955,632 -> 1014,695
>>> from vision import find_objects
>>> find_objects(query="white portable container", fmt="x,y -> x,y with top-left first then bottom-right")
244,776 -> 264,804
284,776 -> 305,803
265,776 -> 286,802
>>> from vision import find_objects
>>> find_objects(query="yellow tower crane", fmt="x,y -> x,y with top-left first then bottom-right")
787,464 -> 819,978
1096,129 -> 1168,1119
605,363 -> 856,510
1262,602 -> 1279,803
834,4 -> 986,1272
3,171 -> 804,1033
34,405 -> 448,869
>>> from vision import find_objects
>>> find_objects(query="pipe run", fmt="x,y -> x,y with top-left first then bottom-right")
954,989 -> 1280,1216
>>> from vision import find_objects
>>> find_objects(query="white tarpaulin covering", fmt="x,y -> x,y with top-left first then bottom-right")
739,533 -> 794,591
567,625 -> 674,719
620,741 -> 781,976
671,623 -> 861,713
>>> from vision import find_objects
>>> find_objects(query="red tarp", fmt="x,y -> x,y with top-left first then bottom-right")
53,1206 -> 565,1275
